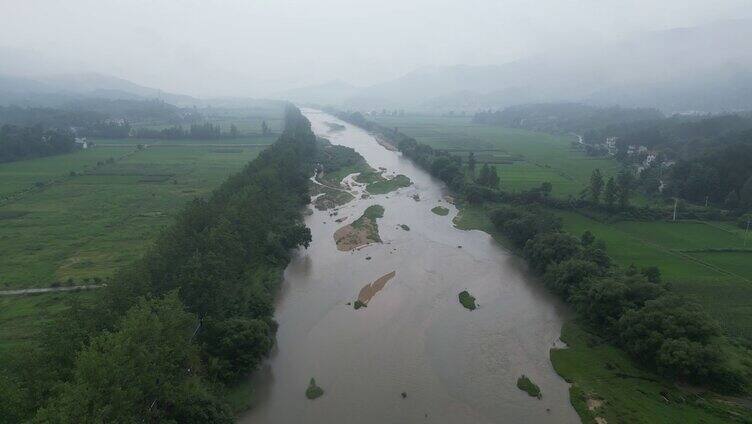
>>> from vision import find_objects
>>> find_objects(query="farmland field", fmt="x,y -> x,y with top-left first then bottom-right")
0,139 -> 273,354
0,142 -> 268,290
372,115 -> 621,198
554,211 -> 752,341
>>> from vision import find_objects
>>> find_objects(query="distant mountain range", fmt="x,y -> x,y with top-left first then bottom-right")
284,20 -> 752,114
0,72 -> 199,107
3,19 -> 752,114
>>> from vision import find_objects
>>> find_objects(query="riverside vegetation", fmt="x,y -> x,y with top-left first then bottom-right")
0,106 -> 328,422
335,110 -> 752,422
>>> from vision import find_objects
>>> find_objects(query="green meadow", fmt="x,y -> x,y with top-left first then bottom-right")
555,211 -> 752,342
0,137 -> 273,354
0,142 -> 268,290
372,115 -> 620,198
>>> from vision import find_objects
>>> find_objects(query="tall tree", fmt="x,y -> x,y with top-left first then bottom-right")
590,169 -> 604,203
477,164 -> 499,189
467,152 -> 476,175
740,175 -> 752,208
261,120 -> 269,135
604,176 -> 617,208
616,171 -> 633,209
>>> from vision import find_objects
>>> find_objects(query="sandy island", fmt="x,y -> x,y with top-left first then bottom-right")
333,205 -> 384,251
357,271 -> 396,305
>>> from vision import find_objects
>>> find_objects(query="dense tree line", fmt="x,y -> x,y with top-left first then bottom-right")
473,103 -> 663,135
0,124 -> 78,163
474,103 -> 752,214
665,137 -> 752,210
1,106 -> 317,421
337,110 -> 748,394
583,113 -> 752,155
134,123 -> 247,140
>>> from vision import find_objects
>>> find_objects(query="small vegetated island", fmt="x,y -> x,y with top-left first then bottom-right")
356,168 -> 412,195
354,271 -> 396,309
311,139 -> 411,210
334,204 -> 384,251
517,375 -> 542,399
311,139 -> 360,210
432,206 -> 449,216
324,121 -> 346,132
458,290 -> 477,310
305,378 -> 325,400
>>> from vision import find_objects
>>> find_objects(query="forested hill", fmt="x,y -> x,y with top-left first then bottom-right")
2,105 -> 316,422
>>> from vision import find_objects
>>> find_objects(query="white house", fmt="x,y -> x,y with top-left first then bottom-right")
74,137 -> 89,149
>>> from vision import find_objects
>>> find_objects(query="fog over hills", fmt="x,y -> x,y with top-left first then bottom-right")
2,20 -> 751,113
305,20 -> 752,113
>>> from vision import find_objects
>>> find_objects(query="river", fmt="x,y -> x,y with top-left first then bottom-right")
239,109 -> 579,423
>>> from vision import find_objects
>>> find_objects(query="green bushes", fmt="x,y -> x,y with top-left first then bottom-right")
489,205 -> 562,247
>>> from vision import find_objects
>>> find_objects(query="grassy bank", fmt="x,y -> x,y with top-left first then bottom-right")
552,321 -> 749,423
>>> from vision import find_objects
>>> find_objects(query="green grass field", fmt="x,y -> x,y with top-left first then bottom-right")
0,135 -> 273,355
372,115 -> 620,198
554,211 -> 752,342
0,143 -> 267,290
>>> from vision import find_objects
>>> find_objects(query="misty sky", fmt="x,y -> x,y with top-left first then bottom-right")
1,0 -> 751,97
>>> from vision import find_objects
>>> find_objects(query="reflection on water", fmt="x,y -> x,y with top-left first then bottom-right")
239,109 -> 579,424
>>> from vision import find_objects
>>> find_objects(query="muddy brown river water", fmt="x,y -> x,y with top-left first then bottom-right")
238,109 -> 579,423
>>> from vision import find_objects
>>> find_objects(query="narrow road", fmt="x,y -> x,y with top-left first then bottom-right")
0,284 -> 105,296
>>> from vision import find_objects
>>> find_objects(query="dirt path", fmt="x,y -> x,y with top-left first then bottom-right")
0,284 -> 105,296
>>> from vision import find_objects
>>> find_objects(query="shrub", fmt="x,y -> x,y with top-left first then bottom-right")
516,375 -> 541,399
458,291 -> 477,310
306,378 -> 324,400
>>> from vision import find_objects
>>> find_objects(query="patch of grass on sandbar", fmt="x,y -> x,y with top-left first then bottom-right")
306,378 -> 324,400
458,290 -> 476,310
353,300 -> 367,310
432,206 -> 449,216
367,174 -> 412,194
517,375 -> 541,399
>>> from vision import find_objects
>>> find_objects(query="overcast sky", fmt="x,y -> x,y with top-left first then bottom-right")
1,0 -> 751,97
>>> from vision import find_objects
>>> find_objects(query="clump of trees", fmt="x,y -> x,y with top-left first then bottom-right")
0,124 -> 78,163
134,122 -> 238,140
588,168 -> 634,209
2,105 -> 318,421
